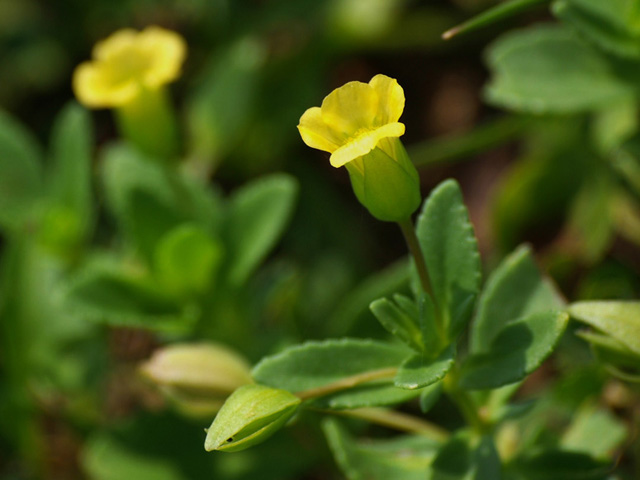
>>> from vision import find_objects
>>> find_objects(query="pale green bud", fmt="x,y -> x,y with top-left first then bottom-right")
204,384 -> 301,452
140,343 -> 253,416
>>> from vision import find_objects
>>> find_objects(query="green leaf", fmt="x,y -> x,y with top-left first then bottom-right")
471,245 -> 565,353
224,174 -> 298,286
415,179 -> 481,340
561,403 -> 627,458
428,432 -> 501,480
370,295 -> 429,353
508,449 -> 611,480
82,433 -> 188,480
65,260 -> 196,332
101,144 -> 222,262
566,173 -> 615,263
153,224 -> 223,297
186,38 -> 265,162
252,338 -> 409,394
47,102 -> 93,244
577,330 -> 640,372
394,345 -> 455,390
323,418 -> 440,480
569,301 -> 640,354
485,25 -> 636,113
0,109 -> 43,230
553,0 -> 640,59
204,384 -> 300,452
461,310 -> 569,389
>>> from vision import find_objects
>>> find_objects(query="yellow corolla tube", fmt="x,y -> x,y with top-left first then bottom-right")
298,74 -> 421,222
73,26 -> 186,159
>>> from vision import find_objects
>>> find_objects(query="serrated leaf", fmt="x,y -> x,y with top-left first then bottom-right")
47,102 -> 93,243
428,432 -> 501,480
252,338 -> 409,395
471,245 -> 564,353
485,25 -> 636,113
65,261 -> 196,332
415,180 -> 481,340
569,301 -> 640,354
370,297 -> 424,353
395,345 -> 455,390
323,418 -> 440,480
0,109 -> 43,230
461,310 -> 569,389
153,224 -> 223,297
553,0 -> 640,59
224,174 -> 297,286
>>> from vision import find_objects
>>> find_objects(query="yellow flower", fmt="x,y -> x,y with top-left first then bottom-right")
297,74 -> 406,168
297,74 -> 420,222
73,26 -> 186,108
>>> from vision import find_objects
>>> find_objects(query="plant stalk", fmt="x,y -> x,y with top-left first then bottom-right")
294,368 -> 398,401
327,407 -> 450,442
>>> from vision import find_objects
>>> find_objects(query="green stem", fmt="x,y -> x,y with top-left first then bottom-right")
398,218 -> 434,300
442,0 -> 549,40
398,217 -> 445,342
325,407 -> 450,442
409,115 -> 528,168
294,368 -> 398,401
443,370 -> 488,433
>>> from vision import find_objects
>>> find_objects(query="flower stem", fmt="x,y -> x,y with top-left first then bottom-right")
294,368 -> 398,401
398,218 -> 434,300
398,217 -> 445,343
325,407 -> 450,442
443,369 -> 488,433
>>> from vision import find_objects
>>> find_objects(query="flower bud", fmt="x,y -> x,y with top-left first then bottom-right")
345,138 -> 420,221
140,343 -> 253,416
204,384 -> 300,452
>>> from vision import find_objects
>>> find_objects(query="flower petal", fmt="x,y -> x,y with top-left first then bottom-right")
140,27 -> 187,87
72,62 -> 139,108
93,29 -> 138,61
298,107 -> 342,153
369,74 -> 404,125
329,122 -> 405,168
321,81 -> 378,137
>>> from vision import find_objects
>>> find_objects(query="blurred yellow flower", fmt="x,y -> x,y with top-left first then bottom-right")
73,26 -> 186,108
297,74 -> 405,168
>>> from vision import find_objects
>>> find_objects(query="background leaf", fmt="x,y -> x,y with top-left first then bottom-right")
553,0 -> 640,59
0,109 -> 43,231
485,25 -> 636,113
323,418 -> 440,480
224,174 -> 298,286
569,301 -> 640,354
